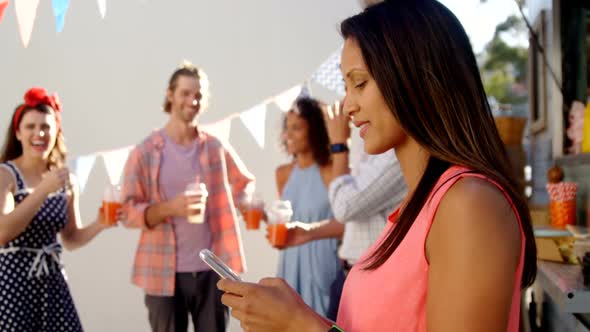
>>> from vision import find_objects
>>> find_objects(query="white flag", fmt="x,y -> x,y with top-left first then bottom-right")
15,0 -> 41,47
202,117 -> 232,143
71,154 -> 97,193
239,104 -> 267,148
274,85 -> 302,112
97,0 -> 106,18
102,146 -> 133,185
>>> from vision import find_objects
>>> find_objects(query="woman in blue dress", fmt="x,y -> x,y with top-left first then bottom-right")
0,87 -> 116,331
273,96 -> 342,318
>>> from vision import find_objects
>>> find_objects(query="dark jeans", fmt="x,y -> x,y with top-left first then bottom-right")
326,263 -> 349,321
144,271 -> 228,332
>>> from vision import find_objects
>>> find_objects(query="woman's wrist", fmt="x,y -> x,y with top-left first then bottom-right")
292,306 -> 331,332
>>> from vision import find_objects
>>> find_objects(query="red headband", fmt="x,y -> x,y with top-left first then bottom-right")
13,87 -> 62,133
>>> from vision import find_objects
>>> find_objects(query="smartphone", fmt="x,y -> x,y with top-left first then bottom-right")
199,249 -> 242,281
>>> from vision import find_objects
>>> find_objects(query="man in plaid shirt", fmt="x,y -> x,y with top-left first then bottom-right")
121,62 -> 254,332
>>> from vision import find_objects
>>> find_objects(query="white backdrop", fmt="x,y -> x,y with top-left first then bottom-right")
0,1 -> 360,331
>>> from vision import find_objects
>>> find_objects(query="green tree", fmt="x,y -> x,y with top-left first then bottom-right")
480,14 -> 529,104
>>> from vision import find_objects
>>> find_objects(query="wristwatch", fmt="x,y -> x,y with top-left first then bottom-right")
330,143 -> 349,154
328,325 -> 345,332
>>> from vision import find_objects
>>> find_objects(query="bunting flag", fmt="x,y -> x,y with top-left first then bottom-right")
0,0 -> 9,24
202,117 -> 233,143
239,104 -> 267,148
70,154 -> 97,193
97,0 -> 105,18
311,48 -> 345,96
274,85 -> 302,112
101,145 -> 133,185
57,44 -> 350,196
15,0 -> 40,47
51,0 -> 69,33
300,82 -> 312,98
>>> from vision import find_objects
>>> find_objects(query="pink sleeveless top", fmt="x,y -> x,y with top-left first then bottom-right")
336,166 -> 525,331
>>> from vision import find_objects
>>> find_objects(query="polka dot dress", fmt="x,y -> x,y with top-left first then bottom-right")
0,162 -> 83,332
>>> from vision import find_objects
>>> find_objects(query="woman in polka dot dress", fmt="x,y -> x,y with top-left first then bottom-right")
0,88 -> 117,331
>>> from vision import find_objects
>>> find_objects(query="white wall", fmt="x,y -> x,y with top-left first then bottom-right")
0,1 -> 359,331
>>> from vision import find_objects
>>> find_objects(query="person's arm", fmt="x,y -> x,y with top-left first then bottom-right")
218,278 -> 333,332
275,219 -> 345,249
426,177 -> 521,331
0,166 -> 69,246
329,152 -> 406,222
60,174 -> 111,251
324,99 -> 351,178
120,147 -> 153,229
331,147 -> 350,179
120,147 -> 202,228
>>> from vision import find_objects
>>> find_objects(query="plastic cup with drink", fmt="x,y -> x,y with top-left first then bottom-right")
266,200 -> 293,247
242,193 -> 265,230
102,185 -> 122,226
185,182 -> 208,224
546,182 -> 578,229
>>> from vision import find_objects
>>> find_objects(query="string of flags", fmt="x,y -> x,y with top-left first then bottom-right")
52,0 -> 70,34
68,47 -> 343,192
0,1 -> 8,24
97,0 -> 106,19
311,47 -> 345,96
0,2 -> 346,192
1,0 -> 75,47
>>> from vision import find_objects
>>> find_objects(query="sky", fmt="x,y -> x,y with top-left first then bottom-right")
439,0 -> 529,54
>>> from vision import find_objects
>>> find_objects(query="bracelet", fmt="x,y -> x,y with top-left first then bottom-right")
328,324 -> 345,332
330,143 -> 349,154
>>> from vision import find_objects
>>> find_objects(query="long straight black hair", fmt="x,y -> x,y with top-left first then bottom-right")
341,0 -> 536,287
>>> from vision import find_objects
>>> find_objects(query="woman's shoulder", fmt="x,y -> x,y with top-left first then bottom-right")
275,163 -> 295,193
429,175 -> 520,256
276,163 -> 295,178
437,175 -> 517,223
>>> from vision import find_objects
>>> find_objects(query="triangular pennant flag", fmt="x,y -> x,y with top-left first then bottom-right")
55,14 -> 64,32
15,0 -> 40,47
202,117 -> 233,143
300,82 -> 312,98
52,0 -> 69,33
239,104 -> 267,148
71,154 -> 96,193
0,0 -> 9,24
311,47 -> 345,96
274,85 -> 302,112
102,146 -> 133,185
97,0 -> 105,18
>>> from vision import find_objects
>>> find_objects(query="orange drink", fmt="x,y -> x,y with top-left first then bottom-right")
102,185 -> 121,226
244,208 -> 264,230
267,223 -> 288,247
265,200 -> 292,247
102,201 -> 122,225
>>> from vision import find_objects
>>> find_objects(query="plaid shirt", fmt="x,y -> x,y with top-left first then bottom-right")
121,129 -> 254,296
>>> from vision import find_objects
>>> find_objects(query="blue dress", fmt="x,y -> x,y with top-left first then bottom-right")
277,164 -> 341,317
0,162 -> 83,332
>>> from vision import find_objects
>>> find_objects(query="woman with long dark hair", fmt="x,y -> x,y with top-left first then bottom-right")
218,1 -> 536,331
0,87 -> 116,331
272,96 -> 342,319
